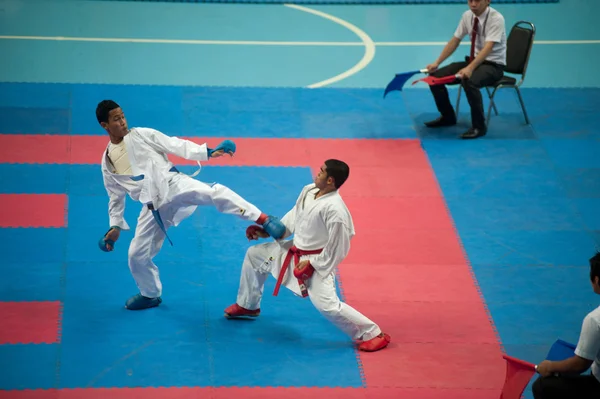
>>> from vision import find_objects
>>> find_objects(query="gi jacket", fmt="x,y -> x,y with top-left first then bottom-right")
101,127 -> 209,230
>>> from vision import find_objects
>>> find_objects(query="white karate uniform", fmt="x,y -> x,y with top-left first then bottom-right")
101,127 -> 263,298
236,183 -> 382,341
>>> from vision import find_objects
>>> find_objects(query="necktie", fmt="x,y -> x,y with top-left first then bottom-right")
470,17 -> 479,62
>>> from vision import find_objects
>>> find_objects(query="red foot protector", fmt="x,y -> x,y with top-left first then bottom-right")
0,194 -> 66,228
0,301 -> 61,344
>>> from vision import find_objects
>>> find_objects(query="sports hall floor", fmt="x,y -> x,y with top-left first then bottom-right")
0,0 -> 599,398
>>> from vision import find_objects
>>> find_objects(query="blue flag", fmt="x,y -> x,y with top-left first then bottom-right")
546,339 -> 576,361
383,69 -> 428,98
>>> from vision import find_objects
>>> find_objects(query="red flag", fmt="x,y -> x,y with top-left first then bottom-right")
412,74 -> 460,86
500,355 -> 537,399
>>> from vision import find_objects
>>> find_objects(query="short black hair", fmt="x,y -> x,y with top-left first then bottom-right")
590,251 -> 600,283
96,100 -> 121,124
324,159 -> 350,189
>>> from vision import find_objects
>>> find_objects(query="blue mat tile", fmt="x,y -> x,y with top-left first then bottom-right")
0,82 -> 71,108
542,139 -> 600,168
433,164 -> 567,198
0,228 -> 65,263
0,344 -> 58,390
423,139 -> 554,168
531,111 -> 600,139
0,164 -> 68,194
571,198 -> 600,230
556,168 -> 600,198
472,264 -> 597,306
204,275 -> 361,387
412,112 -> 536,140
59,339 -> 212,388
68,164 -> 113,196
0,106 -> 70,135
521,89 -> 600,116
487,302 -> 592,346
59,259 -> 213,388
70,84 -> 183,136
458,230 -> 598,266
0,262 -> 63,302
447,197 -> 585,231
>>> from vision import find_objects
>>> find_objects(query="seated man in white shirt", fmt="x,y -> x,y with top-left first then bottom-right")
532,252 -> 600,398
424,0 -> 506,139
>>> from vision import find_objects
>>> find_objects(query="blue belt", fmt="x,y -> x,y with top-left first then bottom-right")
130,166 -> 179,246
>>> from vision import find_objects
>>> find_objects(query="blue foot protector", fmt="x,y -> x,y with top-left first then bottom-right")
125,293 -> 162,310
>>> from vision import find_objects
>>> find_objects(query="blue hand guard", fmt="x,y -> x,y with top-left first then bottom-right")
99,237 -> 115,252
208,139 -> 236,157
262,216 -> 286,240
98,226 -> 120,252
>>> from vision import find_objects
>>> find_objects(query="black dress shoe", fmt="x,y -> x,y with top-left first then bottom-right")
424,116 -> 457,128
461,127 -> 487,139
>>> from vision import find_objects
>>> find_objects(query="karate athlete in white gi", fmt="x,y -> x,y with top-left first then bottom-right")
96,100 -> 286,311
224,159 -> 391,352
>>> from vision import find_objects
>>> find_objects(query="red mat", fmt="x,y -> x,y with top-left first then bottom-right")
0,387 -> 502,399
0,136 -> 506,395
0,194 -> 67,227
0,135 -> 429,169
0,301 -> 61,344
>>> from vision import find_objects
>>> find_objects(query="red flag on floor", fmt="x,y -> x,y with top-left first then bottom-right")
500,355 -> 537,399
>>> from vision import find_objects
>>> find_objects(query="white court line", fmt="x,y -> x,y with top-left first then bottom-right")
1,35 -> 599,46
283,4 -> 375,88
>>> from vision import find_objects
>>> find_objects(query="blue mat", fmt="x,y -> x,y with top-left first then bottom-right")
90,0 -> 558,4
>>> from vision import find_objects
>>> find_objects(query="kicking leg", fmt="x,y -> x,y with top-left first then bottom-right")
170,174 -> 286,238
308,274 -> 390,351
125,206 -> 168,310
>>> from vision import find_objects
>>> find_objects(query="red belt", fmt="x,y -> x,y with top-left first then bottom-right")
273,245 -> 323,298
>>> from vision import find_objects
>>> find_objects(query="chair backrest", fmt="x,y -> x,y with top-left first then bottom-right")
505,21 -> 536,77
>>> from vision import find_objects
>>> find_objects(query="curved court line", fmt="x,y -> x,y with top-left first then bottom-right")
283,4 -> 375,88
0,35 -> 361,45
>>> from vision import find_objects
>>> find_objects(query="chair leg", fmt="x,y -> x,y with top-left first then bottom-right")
514,86 -> 530,125
455,85 -> 462,116
486,87 -> 500,127
485,87 -> 499,115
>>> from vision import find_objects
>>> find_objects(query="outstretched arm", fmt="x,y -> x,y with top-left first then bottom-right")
141,128 -> 227,161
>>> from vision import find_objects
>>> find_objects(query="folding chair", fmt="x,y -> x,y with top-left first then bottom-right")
456,21 -> 536,127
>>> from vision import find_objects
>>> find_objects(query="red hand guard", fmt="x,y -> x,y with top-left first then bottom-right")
246,225 -> 266,239
294,261 -> 315,280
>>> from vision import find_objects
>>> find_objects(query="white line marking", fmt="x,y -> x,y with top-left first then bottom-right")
0,35 -> 361,46
0,35 -> 598,46
283,4 -> 375,88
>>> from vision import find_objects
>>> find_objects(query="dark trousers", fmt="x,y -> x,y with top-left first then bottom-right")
429,58 -> 504,130
532,374 -> 600,399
